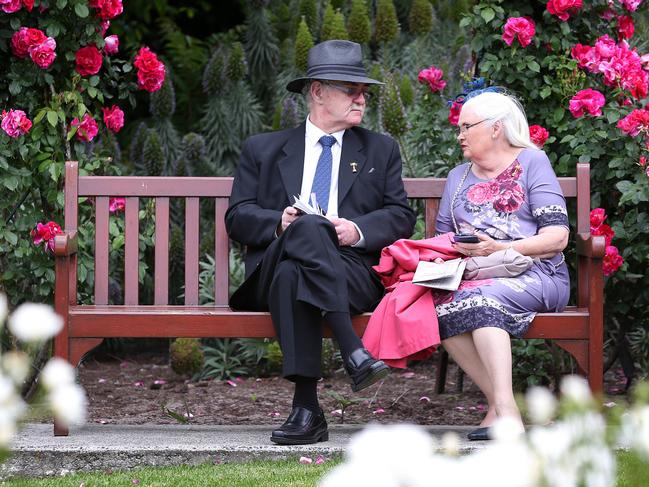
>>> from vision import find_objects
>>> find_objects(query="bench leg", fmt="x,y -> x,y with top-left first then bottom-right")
52,338 -> 104,436
435,349 -> 449,394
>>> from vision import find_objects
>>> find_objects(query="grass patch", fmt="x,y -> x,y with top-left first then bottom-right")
3,458 -> 342,487
617,450 -> 649,487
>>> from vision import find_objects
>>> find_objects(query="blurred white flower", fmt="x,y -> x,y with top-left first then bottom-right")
40,357 -> 76,390
49,383 -> 87,427
2,351 -> 31,384
465,439 -> 539,487
7,303 -> 63,342
319,462 -> 399,487
526,386 -> 557,424
347,424 -> 434,466
560,375 -> 592,405
0,293 -> 7,324
440,431 -> 460,456
490,416 -> 525,442
0,411 -> 17,446
618,406 -> 649,459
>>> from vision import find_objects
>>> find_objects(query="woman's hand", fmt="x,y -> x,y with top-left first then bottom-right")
452,233 -> 505,257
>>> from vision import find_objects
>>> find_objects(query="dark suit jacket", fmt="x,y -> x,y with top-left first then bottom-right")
225,123 -> 416,278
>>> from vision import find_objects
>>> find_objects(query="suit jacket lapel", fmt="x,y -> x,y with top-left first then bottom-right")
338,128 -> 366,205
278,124 -> 306,202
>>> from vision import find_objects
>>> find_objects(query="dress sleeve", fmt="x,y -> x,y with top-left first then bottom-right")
527,151 -> 569,230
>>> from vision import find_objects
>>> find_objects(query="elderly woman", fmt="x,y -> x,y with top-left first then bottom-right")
434,91 -> 569,440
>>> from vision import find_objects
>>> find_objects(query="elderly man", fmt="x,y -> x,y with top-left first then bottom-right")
225,40 -> 415,445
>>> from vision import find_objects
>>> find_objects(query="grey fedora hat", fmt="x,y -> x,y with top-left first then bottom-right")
286,40 -> 383,93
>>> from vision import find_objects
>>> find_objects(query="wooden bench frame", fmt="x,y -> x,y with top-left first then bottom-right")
53,161 -> 605,436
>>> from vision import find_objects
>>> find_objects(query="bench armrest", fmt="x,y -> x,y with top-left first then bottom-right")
575,232 -> 606,259
54,231 -> 78,257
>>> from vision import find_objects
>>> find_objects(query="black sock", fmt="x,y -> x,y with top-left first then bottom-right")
292,377 -> 319,411
324,311 -> 363,363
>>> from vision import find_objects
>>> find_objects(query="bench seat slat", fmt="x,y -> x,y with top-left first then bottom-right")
68,305 -> 589,340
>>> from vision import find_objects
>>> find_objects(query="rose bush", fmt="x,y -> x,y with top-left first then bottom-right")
0,1 -> 165,312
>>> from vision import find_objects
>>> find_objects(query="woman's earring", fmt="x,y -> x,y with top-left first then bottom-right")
491,134 -> 496,139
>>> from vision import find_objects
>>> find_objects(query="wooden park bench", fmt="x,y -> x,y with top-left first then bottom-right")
53,160 -> 605,435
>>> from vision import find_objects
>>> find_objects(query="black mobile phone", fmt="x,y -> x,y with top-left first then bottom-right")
452,233 -> 480,244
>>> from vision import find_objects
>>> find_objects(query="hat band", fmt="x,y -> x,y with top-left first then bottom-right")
307,64 -> 368,79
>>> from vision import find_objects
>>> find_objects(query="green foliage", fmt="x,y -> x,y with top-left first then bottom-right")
399,73 -> 415,107
375,0 -> 400,43
227,42 -> 247,82
409,0 -> 434,35
175,132 -> 209,177
380,72 -> 409,139
202,48 -> 226,96
299,0 -> 319,36
347,0 -> 372,44
169,338 -> 204,376
328,11 -> 349,41
141,129 -> 165,176
320,2 -> 336,41
150,77 -> 176,120
197,338 -> 266,380
294,17 -> 314,72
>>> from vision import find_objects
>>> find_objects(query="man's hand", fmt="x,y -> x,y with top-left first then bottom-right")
277,206 -> 301,235
327,216 -> 360,246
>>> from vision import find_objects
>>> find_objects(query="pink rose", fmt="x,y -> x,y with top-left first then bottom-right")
29,37 -> 57,69
571,44 -> 599,70
1,0 -> 21,13
102,105 -> 124,133
617,15 -> 634,40
11,27 -> 47,58
546,0 -> 583,21
75,46 -> 103,77
467,182 -> 499,205
109,197 -> 125,213
417,66 -> 446,93
448,100 -> 462,126
99,20 -> 110,36
569,89 -> 605,118
134,46 -> 166,92
603,245 -> 623,276
591,223 -> 615,246
529,124 -> 549,147
70,114 -> 99,142
492,181 -> 525,213
590,208 -> 607,228
502,17 -> 536,48
617,108 -> 649,136
98,0 -> 123,20
104,35 -> 119,55
619,0 -> 642,12
639,155 -> 647,167
22,0 -> 33,11
1,109 -> 32,138
31,221 -> 62,252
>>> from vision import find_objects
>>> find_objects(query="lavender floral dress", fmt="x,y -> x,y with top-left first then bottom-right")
434,148 -> 570,339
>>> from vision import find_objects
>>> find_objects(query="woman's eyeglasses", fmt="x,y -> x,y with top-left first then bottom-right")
457,118 -> 490,135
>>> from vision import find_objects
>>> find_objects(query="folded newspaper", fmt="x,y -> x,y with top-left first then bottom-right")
293,193 -> 325,216
412,258 -> 467,291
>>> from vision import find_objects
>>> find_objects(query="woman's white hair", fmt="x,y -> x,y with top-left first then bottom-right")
462,91 -> 538,150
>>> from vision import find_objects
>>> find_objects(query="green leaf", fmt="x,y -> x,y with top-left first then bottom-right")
3,176 -> 19,191
527,60 -> 540,73
46,111 -> 58,127
56,0 -> 68,8
74,3 -> 89,17
480,7 -> 495,24
122,64 -> 133,73
606,111 -> 621,124
540,86 -> 551,99
89,76 -> 100,87
33,110 -> 47,124
3,231 -> 18,246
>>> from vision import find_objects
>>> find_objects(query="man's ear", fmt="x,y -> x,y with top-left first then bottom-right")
310,81 -> 325,103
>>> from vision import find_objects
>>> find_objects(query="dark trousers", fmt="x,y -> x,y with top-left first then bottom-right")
230,216 -> 383,379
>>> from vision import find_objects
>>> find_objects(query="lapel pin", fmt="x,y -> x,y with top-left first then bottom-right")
350,162 -> 358,173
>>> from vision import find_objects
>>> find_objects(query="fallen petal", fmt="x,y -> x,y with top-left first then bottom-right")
372,408 -> 385,415
226,380 -> 237,387
455,406 -> 465,410
268,411 -> 280,417
401,372 -> 416,378
154,379 -> 167,385
183,412 -> 194,419
315,455 -> 326,465
299,456 -> 313,464
131,480 -> 140,485
603,401 -> 617,408
419,396 -> 430,403
133,381 -> 144,387
98,378 -> 107,383
330,409 -> 342,416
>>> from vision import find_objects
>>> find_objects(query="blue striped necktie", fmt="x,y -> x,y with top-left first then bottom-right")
311,135 -> 336,212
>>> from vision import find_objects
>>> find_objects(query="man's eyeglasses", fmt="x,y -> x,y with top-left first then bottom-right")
457,118 -> 490,135
321,81 -> 372,101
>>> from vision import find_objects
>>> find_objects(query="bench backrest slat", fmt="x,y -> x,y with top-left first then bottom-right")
185,197 -> 200,305
214,199 -> 230,306
94,197 -> 110,305
124,197 -> 139,305
154,198 -> 170,305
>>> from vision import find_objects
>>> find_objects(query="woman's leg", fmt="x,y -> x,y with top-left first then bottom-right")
441,333 -> 497,426
471,327 -> 523,428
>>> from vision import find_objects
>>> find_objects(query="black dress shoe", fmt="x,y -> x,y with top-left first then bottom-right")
467,427 -> 491,441
345,348 -> 390,392
270,407 -> 329,445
